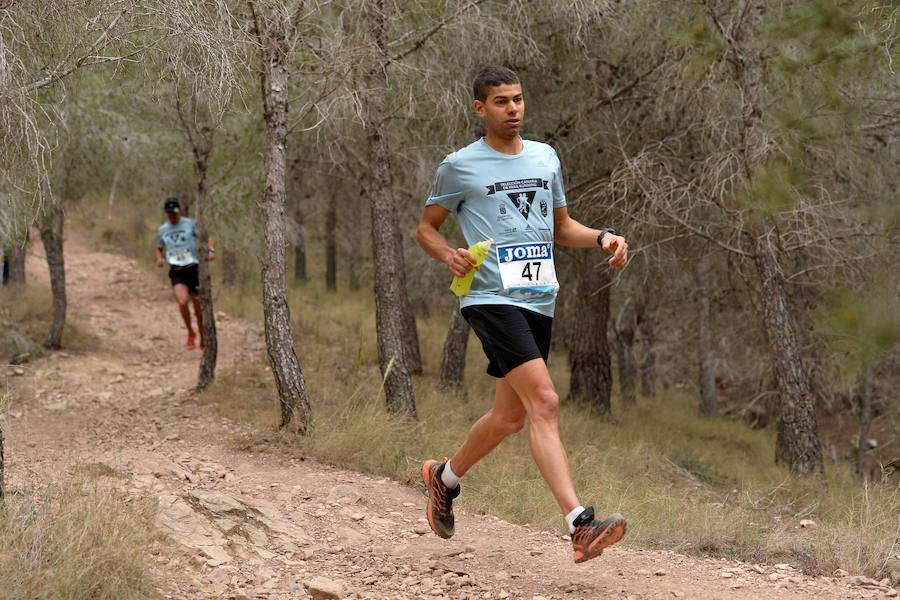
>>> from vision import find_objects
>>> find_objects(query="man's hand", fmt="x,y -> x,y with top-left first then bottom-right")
445,247 -> 478,278
156,257 -> 165,269
602,234 -> 628,269
207,249 -> 216,262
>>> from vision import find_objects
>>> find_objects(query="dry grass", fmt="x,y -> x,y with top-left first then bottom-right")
0,478 -> 160,599
0,285 -> 100,361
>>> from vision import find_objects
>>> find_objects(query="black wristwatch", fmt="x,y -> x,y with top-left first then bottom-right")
597,228 -> 618,247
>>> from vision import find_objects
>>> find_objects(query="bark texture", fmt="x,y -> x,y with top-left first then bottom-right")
753,230 -> 823,472
363,0 -> 416,418
439,307 -> 469,388
193,151 -> 218,392
325,197 -> 337,291
38,206 -> 66,349
567,259 -> 613,415
257,11 -> 312,432
729,1 -> 823,474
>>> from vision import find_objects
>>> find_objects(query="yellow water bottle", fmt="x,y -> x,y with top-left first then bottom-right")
450,239 -> 493,297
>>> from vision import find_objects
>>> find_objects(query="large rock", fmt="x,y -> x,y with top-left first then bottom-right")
326,484 -> 361,505
306,576 -> 343,600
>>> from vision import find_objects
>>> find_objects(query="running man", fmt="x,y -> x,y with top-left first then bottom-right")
415,66 -> 629,564
155,198 -> 214,350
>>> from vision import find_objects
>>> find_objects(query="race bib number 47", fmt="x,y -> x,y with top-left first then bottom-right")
496,242 -> 559,294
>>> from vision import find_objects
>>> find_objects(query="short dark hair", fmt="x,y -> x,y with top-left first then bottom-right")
473,66 -> 520,102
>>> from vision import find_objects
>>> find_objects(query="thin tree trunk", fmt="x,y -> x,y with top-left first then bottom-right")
193,152 -> 218,392
257,11 -> 312,432
613,303 -> 637,404
364,0 -> 415,418
855,367 -> 874,479
221,247 -> 237,287
38,206 -> 66,349
567,259 -> 613,414
293,213 -> 307,282
635,298 -> 656,397
325,197 -> 337,291
696,264 -> 718,417
396,234 -> 422,374
439,307 -> 469,388
729,1 -> 823,474
754,227 -> 823,473
349,188 -> 365,290
7,236 -> 26,285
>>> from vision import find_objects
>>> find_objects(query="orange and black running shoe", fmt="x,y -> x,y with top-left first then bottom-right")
571,507 -> 627,563
421,458 -> 460,539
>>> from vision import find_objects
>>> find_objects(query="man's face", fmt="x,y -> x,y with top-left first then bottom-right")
473,83 -> 524,140
165,211 -> 179,225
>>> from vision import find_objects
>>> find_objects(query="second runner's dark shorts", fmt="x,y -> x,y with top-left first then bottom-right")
461,304 -> 553,378
168,263 -> 199,294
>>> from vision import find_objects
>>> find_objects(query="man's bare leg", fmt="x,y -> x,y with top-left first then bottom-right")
449,378 -> 526,476
502,358 -> 580,514
173,284 -> 194,333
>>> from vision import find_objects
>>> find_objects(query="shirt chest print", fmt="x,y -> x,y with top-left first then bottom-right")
483,176 -> 551,222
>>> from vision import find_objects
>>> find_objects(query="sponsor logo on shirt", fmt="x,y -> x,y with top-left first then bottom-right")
498,242 -> 553,264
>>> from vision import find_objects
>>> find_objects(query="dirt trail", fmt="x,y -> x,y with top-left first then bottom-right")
3,229 -> 893,600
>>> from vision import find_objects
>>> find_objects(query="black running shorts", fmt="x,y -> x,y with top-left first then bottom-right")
461,304 -> 553,378
168,264 -> 199,294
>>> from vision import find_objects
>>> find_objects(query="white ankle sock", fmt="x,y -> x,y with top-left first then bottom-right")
565,505 -> 586,535
440,460 -> 461,489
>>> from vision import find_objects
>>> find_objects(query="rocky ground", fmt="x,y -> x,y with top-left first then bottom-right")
2,229 -> 897,600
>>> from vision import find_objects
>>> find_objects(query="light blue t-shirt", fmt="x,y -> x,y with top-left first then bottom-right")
156,217 -> 199,267
425,138 -> 567,317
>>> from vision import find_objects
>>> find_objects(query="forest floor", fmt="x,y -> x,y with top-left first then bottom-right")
2,228 -> 896,600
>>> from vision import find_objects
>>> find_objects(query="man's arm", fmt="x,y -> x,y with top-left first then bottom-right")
155,246 -> 165,268
416,205 -> 477,278
206,236 -> 215,261
553,206 -> 628,268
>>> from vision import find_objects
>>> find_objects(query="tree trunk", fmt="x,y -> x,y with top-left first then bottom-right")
613,304 -> 637,404
364,0 -> 416,418
221,247 -> 237,287
754,227 -> 823,473
439,307 -> 469,388
635,298 -> 656,397
855,367 -> 874,479
293,215 -> 307,282
38,206 -> 66,349
567,259 -> 613,415
193,151 -> 218,392
6,236 -> 27,285
696,266 -> 718,417
258,12 -> 312,432
396,234 -> 423,374
729,1 -> 823,474
325,197 -> 337,291
349,188 -> 364,291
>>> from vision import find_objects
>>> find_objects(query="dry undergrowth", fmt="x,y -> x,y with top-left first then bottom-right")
0,476 -> 160,599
